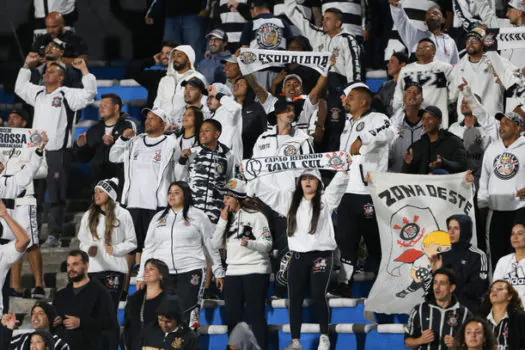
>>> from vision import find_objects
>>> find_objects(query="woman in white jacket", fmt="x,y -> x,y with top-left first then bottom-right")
211,178 -> 272,349
137,181 -> 225,330
256,156 -> 350,350
77,178 -> 137,312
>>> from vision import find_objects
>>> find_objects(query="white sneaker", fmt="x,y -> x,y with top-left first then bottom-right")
284,339 -> 303,350
41,235 -> 60,248
318,334 -> 330,350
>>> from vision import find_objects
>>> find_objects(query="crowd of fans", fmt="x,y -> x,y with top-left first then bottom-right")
1,0 -> 525,349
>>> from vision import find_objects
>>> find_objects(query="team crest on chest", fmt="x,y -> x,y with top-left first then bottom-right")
493,152 -> 519,180
256,23 -> 282,49
171,337 -> 184,348
356,122 -> 365,132
447,312 -> 458,327
283,145 -> 298,156
52,96 -> 62,108
153,151 -> 161,162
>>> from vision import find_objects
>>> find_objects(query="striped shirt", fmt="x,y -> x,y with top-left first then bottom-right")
10,332 -> 70,350
405,300 -> 470,350
217,0 -> 250,52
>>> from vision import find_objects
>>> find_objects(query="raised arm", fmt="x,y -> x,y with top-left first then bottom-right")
283,0 -> 324,44
109,130 -> 135,163
0,201 -> 29,253
63,59 -> 98,111
309,75 -> 328,106
15,53 -> 45,105
389,0 -> 425,52
244,73 -> 269,104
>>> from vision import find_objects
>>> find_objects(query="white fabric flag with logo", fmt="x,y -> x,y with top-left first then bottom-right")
364,171 -> 476,315
0,128 -> 46,149
237,48 -> 332,76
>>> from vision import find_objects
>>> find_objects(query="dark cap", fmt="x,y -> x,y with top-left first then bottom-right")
496,111 -> 524,128
466,27 -> 485,42
181,78 -> 208,96
405,81 -> 423,93
419,105 -> 442,119
9,108 -> 30,121
274,98 -> 295,115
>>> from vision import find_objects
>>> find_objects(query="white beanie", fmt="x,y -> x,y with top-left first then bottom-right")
175,45 -> 196,69
95,178 -> 119,202
212,83 -> 232,96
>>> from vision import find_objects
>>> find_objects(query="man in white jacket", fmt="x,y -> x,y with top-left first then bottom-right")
153,45 -> 208,129
206,83 -> 244,165
389,0 -> 459,64
333,83 -> 394,297
15,54 -> 97,248
479,111 -> 525,268
109,107 -> 180,268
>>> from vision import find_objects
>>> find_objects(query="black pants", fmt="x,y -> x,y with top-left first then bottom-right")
0,238 -> 10,313
489,208 -> 525,269
287,251 -> 333,339
224,274 -> 269,349
336,193 -> 381,272
89,271 -> 125,314
128,208 -> 158,253
46,149 -> 72,238
168,268 -> 206,326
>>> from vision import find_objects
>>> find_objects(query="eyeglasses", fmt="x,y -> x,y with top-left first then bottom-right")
466,38 -> 481,44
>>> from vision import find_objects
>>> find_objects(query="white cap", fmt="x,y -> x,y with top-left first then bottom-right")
343,82 -> 370,97
212,83 -> 232,96
142,107 -> 168,122
283,74 -> 303,89
297,169 -> 324,188
509,0 -> 525,11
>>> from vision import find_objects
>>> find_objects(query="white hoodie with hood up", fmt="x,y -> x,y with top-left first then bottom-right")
153,45 -> 209,126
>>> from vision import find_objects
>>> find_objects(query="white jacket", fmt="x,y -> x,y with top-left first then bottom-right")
211,209 -> 272,276
339,111 -> 395,195
284,0 -> 362,82
211,95 -> 244,164
78,204 -> 137,274
0,147 -> 48,206
394,60 -> 456,128
248,126 -> 312,199
390,4 -> 459,65
109,134 -> 181,208
154,48 -> 208,125
479,136 -> 525,211
0,150 -> 44,199
137,207 -> 225,281
15,68 -> 97,151
493,253 -> 525,308
257,171 -> 349,252
450,54 -> 505,122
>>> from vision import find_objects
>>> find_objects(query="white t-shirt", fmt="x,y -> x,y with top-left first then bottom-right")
127,135 -> 167,210
0,241 -> 23,313
493,253 -> 525,308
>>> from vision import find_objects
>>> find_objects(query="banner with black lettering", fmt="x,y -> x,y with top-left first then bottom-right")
242,151 -> 349,181
237,48 -> 331,77
364,172 -> 476,315
0,128 -> 45,149
484,27 -> 525,51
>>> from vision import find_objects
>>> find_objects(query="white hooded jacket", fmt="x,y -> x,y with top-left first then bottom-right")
211,95 -> 244,164
153,46 -> 209,126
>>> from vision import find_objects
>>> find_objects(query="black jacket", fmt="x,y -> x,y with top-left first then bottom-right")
481,307 -> 525,350
242,101 -> 267,159
441,214 -> 488,314
74,113 -> 135,192
126,57 -> 167,108
53,279 -> 119,350
402,129 -> 467,174
123,289 -> 165,350
139,296 -> 200,350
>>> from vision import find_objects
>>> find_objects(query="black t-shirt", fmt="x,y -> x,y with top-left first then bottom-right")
32,31 -> 88,58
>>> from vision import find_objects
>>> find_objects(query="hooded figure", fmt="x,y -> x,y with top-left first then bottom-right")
441,214 -> 489,313
227,322 -> 261,350
22,331 -> 56,350
138,295 -> 200,350
153,45 -> 208,126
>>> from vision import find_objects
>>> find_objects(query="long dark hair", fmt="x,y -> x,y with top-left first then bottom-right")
143,258 -> 170,291
234,77 -> 257,106
88,195 -> 117,246
287,175 -> 322,236
453,316 -> 497,350
181,106 -> 204,139
224,197 -> 266,243
480,279 -> 524,316
158,181 -> 193,221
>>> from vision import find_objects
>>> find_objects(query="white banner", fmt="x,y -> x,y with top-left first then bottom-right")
237,48 -> 332,77
0,128 -> 45,149
484,27 -> 525,51
364,172 -> 476,315
242,151 -> 349,181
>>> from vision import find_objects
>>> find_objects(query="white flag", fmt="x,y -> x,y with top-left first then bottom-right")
0,128 -> 46,149
364,172 -> 476,315
237,48 -> 332,76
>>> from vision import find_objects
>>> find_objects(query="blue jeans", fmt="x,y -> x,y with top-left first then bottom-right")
164,14 -> 206,62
